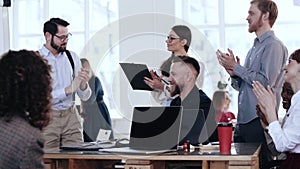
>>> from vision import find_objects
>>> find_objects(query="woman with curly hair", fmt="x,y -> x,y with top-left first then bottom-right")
0,50 -> 52,169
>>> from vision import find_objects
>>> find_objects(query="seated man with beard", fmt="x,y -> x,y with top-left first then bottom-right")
168,56 -> 216,145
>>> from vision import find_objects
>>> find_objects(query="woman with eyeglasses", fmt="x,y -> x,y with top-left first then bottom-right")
253,49 -> 300,168
144,25 -> 205,105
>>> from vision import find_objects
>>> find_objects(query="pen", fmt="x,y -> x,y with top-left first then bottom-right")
155,74 -> 169,85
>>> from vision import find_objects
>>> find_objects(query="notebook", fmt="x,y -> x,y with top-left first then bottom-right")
119,62 -> 153,91
60,140 -> 116,151
99,106 -> 183,154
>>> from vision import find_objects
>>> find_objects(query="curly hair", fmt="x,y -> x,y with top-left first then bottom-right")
0,50 -> 52,130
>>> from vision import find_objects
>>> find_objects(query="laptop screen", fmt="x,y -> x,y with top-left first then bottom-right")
129,106 -> 182,150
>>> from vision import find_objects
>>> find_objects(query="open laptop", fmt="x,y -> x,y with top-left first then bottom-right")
119,62 -> 154,91
99,106 -> 183,154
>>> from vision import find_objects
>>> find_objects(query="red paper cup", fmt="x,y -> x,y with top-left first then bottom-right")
218,122 -> 233,155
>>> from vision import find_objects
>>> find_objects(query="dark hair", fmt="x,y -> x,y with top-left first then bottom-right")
0,50 -> 52,130
172,25 -> 192,52
43,17 -> 70,35
250,0 -> 278,27
160,25 -> 192,76
172,56 -> 200,76
160,53 -> 175,77
290,48 -> 300,63
281,82 -> 294,111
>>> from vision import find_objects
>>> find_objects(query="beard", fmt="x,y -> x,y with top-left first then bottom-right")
248,15 -> 263,33
282,101 -> 291,110
50,37 -> 66,53
170,84 -> 181,97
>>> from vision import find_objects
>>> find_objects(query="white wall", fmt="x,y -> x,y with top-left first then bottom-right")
0,7 -> 10,55
113,0 -> 176,139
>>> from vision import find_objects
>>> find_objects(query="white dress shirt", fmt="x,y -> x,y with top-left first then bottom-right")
268,90 -> 300,153
39,45 -> 91,110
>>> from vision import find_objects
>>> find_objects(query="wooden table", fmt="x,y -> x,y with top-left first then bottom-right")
44,143 -> 260,169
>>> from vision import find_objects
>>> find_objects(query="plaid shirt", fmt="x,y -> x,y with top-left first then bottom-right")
0,116 -> 45,169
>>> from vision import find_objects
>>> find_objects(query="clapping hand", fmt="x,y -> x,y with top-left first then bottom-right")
256,104 -> 269,128
252,81 -> 278,124
216,48 -> 240,76
78,68 -> 90,90
66,68 -> 90,95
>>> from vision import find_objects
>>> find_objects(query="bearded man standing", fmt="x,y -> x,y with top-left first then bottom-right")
39,18 -> 91,151
216,1 -> 288,168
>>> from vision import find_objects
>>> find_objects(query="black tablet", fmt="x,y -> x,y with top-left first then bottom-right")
119,62 -> 153,91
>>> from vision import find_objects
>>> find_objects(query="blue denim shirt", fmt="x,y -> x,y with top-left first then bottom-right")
231,30 -> 288,124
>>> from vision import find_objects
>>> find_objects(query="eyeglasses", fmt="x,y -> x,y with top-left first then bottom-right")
166,36 -> 180,42
54,33 -> 72,41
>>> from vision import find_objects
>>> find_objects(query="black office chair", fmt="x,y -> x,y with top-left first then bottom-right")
263,160 -> 283,169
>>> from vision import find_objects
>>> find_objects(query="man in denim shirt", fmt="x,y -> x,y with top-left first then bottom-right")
217,1 -> 288,167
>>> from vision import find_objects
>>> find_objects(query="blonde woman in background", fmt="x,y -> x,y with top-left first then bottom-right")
80,58 -> 113,141
212,91 -> 236,124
